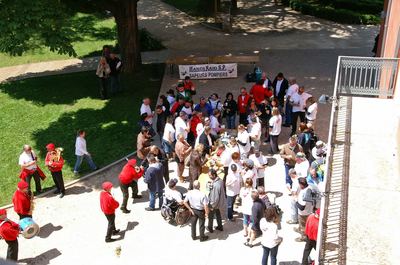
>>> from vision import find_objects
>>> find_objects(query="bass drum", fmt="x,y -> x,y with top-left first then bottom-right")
19,217 -> 40,239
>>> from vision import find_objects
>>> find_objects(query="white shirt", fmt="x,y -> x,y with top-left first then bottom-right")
162,123 -> 175,143
196,123 -> 204,137
184,189 -> 209,210
140,103 -> 153,125
19,151 -> 37,170
290,176 -> 300,192
240,187 -> 255,215
174,117 -> 188,140
249,122 -> 261,141
263,79 -> 271,89
210,115 -> 220,135
228,161 -> 243,176
167,95 -> 175,106
181,106 -> 193,117
165,188 -> 183,203
237,130 -> 251,155
243,168 -> 257,189
294,160 -> 310,178
220,149 -> 232,167
275,79 -> 283,95
306,103 -> 318,121
286,84 -> 299,98
260,219 -> 281,249
269,115 -> 282,136
291,92 -> 311,112
298,187 -> 314,216
226,171 -> 242,196
249,154 -> 267,179
75,136 -> 89,156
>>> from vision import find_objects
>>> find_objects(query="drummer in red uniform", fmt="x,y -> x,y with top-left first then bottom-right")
0,209 -> 20,261
12,181 -> 32,220
45,143 -> 66,198
118,159 -> 144,214
100,182 -> 120,243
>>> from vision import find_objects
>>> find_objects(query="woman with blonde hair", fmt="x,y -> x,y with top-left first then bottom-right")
240,178 -> 255,237
96,57 -> 111,99
269,107 -> 282,154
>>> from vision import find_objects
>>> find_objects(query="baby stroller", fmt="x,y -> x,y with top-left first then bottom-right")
161,196 -> 191,226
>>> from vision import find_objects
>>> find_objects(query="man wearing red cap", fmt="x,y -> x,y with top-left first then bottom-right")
118,159 -> 144,213
12,181 -> 32,220
100,182 -> 120,242
45,143 -> 65,198
0,209 -> 20,261
302,209 -> 320,265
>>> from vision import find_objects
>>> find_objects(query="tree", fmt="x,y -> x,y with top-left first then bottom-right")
0,0 -> 141,73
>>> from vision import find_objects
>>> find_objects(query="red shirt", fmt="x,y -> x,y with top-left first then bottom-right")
45,152 -> 64,172
237,94 -> 251,114
12,190 -> 31,215
250,84 -> 268,104
100,191 -> 119,215
0,219 -> 20,241
305,214 -> 319,241
190,115 -> 201,137
170,102 -> 183,115
118,162 -> 144,185
183,80 -> 194,90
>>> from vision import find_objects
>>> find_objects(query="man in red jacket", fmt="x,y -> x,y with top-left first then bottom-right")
237,87 -> 251,126
45,143 -> 65,198
100,182 -> 120,243
250,79 -> 272,105
12,181 -> 32,220
302,208 -> 320,265
0,209 -> 20,261
118,159 -> 144,213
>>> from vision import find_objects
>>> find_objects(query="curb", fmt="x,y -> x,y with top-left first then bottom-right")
0,151 -> 136,210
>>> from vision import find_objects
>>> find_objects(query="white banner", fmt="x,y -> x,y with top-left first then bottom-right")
178,63 -> 238,79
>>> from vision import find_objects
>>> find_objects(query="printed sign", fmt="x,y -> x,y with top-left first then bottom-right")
179,63 -> 238,79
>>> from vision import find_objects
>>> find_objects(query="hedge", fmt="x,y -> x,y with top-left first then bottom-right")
281,0 -> 381,25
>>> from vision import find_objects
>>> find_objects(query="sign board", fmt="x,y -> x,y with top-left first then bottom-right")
178,63 -> 238,80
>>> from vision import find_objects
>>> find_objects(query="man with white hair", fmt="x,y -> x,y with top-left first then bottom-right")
249,117 -> 262,150
284,78 -> 299,127
249,150 -> 267,188
175,111 -> 190,140
140,97 -> 153,125
237,124 -> 251,159
294,152 -> 310,179
18,144 -> 45,194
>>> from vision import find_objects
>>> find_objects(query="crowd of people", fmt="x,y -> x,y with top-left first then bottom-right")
1,71 -> 326,265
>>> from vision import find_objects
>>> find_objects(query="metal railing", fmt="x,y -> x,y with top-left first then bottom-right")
337,56 -> 399,98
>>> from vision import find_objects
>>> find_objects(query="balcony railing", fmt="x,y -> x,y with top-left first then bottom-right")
337,56 -> 399,98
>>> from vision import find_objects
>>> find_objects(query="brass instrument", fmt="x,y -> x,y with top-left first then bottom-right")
50,147 -> 64,163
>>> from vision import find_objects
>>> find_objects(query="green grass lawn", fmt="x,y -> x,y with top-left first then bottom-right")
0,64 -> 164,206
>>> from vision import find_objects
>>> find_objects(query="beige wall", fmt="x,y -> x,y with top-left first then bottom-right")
381,0 -> 400,58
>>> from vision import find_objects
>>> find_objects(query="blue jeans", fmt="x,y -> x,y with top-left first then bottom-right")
149,191 -> 163,209
284,164 -> 293,188
74,154 -> 97,172
262,245 -> 279,265
227,195 -> 237,220
285,103 -> 293,125
161,139 -> 173,155
290,197 -> 299,222
226,115 -> 236,129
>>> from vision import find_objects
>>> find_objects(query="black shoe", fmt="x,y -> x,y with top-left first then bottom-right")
105,238 -> 116,243
192,236 -> 198,240
59,193 -> 65,198
112,229 -> 120,235
132,195 -> 143,199
53,190 -> 60,195
121,208 -> 131,214
215,226 -> 223,231
282,124 -> 291,127
200,236 -> 209,242
145,207 -> 155,211
206,227 -> 214,233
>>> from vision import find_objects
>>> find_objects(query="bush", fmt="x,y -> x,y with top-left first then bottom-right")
282,0 -> 381,25
331,0 -> 383,15
139,28 -> 165,52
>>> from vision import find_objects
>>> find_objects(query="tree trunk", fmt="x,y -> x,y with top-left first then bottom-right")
113,0 -> 141,74
231,0 -> 238,10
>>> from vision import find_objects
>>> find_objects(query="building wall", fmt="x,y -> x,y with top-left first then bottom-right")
381,0 -> 400,58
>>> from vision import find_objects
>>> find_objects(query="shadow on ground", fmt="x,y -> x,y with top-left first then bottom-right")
18,248 -> 62,265
38,223 -> 63,239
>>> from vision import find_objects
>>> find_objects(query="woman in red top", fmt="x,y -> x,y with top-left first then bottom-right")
0,209 -> 20,261
100,182 -> 120,242
237,87 -> 251,126
12,181 -> 32,220
45,143 -> 65,198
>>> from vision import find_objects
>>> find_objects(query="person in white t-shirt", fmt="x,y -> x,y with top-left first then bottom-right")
74,130 -> 97,174
249,117 -> 262,150
164,178 -> 183,205
225,164 -> 242,221
268,107 -> 282,154
260,207 -> 282,265
287,169 -> 300,225
284,78 -> 299,126
290,86 -> 312,135
210,109 -> 222,136
140,97 -> 153,125
243,159 -> 257,189
19,145 -> 43,193
174,111 -> 190,140
294,152 -> 310,178
237,124 -> 251,159
249,150 -> 267,188
306,97 -> 318,130
240,178 -> 255,237
162,116 -> 175,159
295,177 -> 314,242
